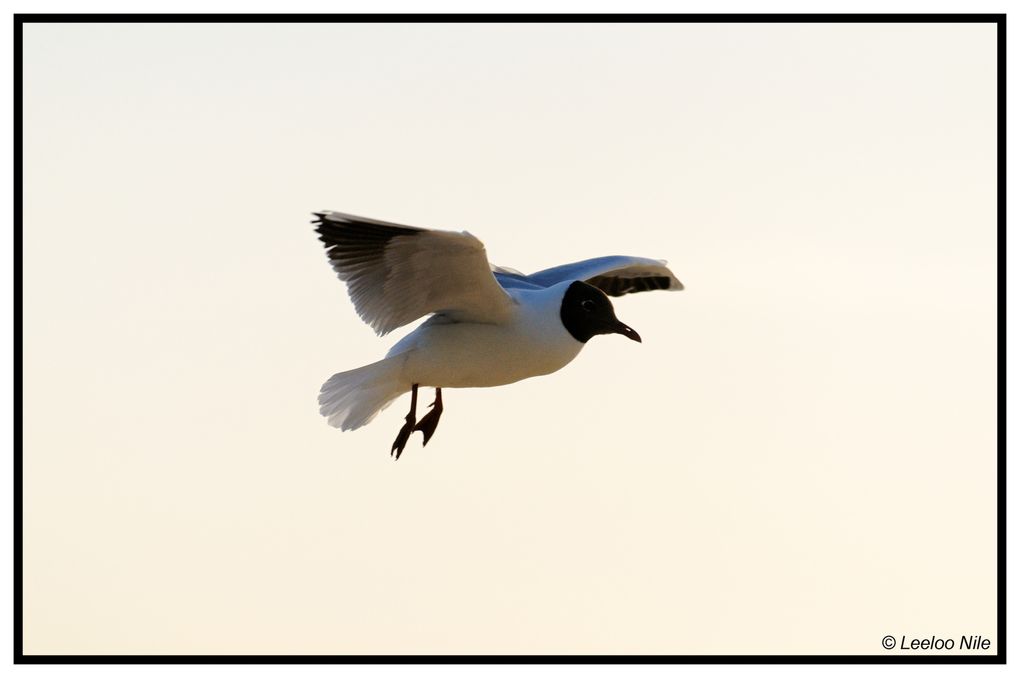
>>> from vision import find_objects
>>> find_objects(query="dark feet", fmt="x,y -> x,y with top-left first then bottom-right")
413,388 -> 444,446
391,384 -> 418,460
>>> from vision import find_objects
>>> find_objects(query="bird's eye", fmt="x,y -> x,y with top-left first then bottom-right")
581,300 -> 596,312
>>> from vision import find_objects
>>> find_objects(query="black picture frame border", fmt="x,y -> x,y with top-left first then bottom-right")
12,11 -> 1007,665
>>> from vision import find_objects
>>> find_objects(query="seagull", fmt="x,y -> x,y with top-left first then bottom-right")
313,211 -> 684,459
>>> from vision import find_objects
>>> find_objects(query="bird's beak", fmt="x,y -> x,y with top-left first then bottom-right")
613,321 -> 642,343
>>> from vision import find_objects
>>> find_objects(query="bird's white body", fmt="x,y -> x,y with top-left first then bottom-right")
386,281 -> 583,389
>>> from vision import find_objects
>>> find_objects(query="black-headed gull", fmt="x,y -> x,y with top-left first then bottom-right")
313,211 -> 684,459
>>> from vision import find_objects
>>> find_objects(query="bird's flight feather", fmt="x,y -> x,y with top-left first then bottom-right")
493,255 -> 684,296
314,211 -> 515,335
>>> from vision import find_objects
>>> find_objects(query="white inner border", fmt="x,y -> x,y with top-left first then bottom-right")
4,2 -> 1011,677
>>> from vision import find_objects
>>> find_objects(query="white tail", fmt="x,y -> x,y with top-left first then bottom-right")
318,356 -> 407,431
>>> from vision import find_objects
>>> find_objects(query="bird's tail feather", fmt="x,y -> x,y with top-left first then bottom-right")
318,356 -> 407,431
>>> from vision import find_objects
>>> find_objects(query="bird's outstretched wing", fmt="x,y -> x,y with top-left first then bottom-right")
314,211 -> 515,335
494,255 -> 684,297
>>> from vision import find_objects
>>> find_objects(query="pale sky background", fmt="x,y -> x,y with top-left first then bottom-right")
21,21 -> 997,655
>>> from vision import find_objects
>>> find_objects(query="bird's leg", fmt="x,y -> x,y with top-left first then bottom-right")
412,387 -> 444,447
391,384 -> 418,460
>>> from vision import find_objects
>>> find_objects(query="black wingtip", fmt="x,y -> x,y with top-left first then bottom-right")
589,274 -> 678,297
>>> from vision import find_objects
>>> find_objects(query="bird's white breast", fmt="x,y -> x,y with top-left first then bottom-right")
386,282 -> 583,389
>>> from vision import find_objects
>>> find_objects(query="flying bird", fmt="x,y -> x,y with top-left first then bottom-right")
313,211 -> 684,459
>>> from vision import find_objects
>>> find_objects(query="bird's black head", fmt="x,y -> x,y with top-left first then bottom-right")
559,280 -> 642,344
